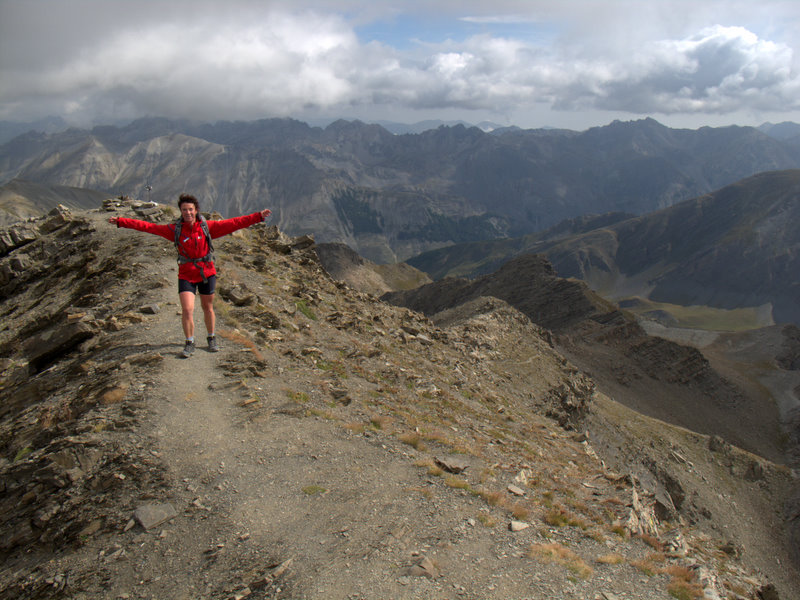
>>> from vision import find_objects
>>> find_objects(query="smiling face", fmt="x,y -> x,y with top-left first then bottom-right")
179,201 -> 197,224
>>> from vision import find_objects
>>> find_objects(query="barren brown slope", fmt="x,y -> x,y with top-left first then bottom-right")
316,241 -> 431,297
383,254 -> 787,464
0,201 -> 797,599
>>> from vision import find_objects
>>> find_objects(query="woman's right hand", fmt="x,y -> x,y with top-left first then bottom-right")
109,216 -> 119,225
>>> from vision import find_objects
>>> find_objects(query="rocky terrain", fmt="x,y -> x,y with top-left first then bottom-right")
1,199 -> 798,599
383,254 -> 790,463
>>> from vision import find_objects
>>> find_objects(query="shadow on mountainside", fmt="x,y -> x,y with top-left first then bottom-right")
0,200 -> 797,599
383,253 -> 790,466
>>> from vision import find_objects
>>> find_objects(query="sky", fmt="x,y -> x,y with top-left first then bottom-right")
1,0 -> 799,131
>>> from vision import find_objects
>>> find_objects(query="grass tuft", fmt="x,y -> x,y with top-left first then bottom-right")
370,415 -> 393,431
511,503 -> 531,521
444,475 -> 471,490
414,458 -> 444,476
667,579 -> 704,600
345,422 -> 365,434
631,553 -> 667,576
609,524 -> 628,538
409,486 -> 434,500
479,489 -> 506,507
398,432 -> 427,451
529,543 -> 593,579
543,506 -> 589,530
295,299 -> 317,320
308,408 -> 336,420
286,389 -> 310,403
477,513 -> 498,527
14,446 -> 33,462
218,328 -> 264,361
596,553 -> 625,565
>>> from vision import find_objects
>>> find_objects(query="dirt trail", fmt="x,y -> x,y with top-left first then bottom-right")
123,281 -> 484,599
118,281 -> 654,600
3,206 -> 797,599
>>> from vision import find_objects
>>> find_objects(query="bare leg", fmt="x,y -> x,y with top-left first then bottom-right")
179,291 -> 195,339
200,293 -> 215,336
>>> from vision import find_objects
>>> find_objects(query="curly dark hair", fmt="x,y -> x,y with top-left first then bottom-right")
178,193 -> 199,209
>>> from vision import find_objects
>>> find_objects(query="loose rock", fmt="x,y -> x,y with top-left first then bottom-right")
133,503 -> 178,531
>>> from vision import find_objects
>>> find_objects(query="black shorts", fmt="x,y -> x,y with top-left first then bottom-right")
178,275 -> 216,296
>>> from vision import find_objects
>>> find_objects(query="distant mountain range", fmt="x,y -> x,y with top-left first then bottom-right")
409,169 -> 800,327
3,116 -> 797,143
0,116 -> 71,146
758,121 -> 800,142
1,117 -> 800,263
0,117 -> 518,144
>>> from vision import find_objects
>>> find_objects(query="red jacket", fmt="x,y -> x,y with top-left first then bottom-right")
116,212 -> 264,282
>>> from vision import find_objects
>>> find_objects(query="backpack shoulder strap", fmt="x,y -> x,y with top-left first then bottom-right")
197,214 -> 214,253
173,217 -> 183,250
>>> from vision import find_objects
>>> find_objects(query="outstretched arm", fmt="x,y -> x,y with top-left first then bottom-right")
110,216 -> 175,241
207,210 -> 272,238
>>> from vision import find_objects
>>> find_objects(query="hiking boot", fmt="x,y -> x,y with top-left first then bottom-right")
181,340 -> 195,358
207,335 -> 219,352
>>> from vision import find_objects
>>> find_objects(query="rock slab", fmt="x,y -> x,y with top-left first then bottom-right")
133,503 -> 178,531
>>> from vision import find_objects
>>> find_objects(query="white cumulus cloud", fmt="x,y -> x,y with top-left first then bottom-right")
0,1 -> 798,128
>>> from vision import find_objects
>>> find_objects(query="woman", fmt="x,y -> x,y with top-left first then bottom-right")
110,193 -> 271,357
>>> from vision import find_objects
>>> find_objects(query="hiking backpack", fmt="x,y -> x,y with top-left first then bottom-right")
174,214 -> 215,283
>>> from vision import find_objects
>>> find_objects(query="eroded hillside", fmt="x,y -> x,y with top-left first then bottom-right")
0,201 -> 797,599
383,254 -> 789,462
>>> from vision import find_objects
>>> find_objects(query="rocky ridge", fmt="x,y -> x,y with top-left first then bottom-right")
0,200 -> 797,599
383,254 -> 788,464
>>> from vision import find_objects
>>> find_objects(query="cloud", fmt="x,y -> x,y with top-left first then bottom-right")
583,25 -> 800,114
459,14 -> 540,25
1,8 -> 361,122
353,25 -> 799,116
0,2 -> 798,126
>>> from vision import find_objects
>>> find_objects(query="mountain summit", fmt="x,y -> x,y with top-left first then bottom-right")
0,199 -> 798,598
